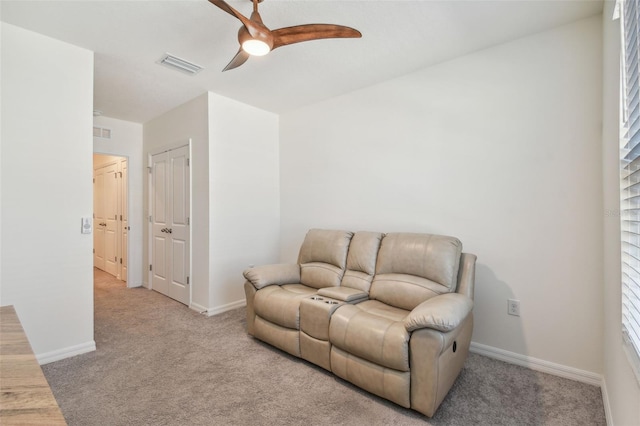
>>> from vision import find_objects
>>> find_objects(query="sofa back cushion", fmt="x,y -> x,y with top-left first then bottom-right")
370,233 -> 462,311
298,229 -> 354,289
341,231 -> 384,293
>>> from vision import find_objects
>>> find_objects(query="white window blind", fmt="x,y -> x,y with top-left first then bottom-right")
620,0 -> 640,377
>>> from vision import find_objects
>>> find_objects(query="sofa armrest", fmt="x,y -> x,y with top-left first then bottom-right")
456,253 -> 477,300
243,264 -> 301,290
317,287 -> 368,303
404,293 -> 473,333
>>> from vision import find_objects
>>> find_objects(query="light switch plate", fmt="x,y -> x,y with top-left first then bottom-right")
81,217 -> 92,234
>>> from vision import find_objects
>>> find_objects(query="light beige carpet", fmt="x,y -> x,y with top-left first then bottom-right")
42,269 -> 606,425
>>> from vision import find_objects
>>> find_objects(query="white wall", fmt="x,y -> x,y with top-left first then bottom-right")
601,1 -> 640,424
93,116 -> 144,287
0,23 -> 95,362
143,93 -> 210,310
208,93 -> 280,312
280,17 -> 603,374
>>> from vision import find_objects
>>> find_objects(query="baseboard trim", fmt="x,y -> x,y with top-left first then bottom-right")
37,340 -> 96,365
469,342 -> 602,387
189,299 -> 246,316
206,299 -> 246,317
601,377 -> 613,426
189,302 -> 208,314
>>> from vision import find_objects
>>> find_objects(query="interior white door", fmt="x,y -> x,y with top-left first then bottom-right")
151,146 -> 190,305
121,159 -> 128,282
93,168 -> 106,271
104,163 -> 119,277
152,153 -> 169,296
167,149 -> 189,304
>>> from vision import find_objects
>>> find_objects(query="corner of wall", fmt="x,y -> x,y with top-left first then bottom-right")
206,92 -> 280,311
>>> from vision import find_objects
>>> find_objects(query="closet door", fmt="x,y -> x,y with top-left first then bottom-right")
150,146 -> 190,305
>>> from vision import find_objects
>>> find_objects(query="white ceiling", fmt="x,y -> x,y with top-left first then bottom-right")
1,0 -> 603,124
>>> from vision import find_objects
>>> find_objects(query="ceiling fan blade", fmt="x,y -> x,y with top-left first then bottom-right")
207,0 -> 267,38
223,48 -> 250,72
271,24 -> 361,50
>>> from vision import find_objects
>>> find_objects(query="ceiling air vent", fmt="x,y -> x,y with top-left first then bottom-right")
93,127 -> 111,139
157,53 -> 204,75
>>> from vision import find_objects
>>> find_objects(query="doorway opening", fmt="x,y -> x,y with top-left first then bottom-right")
93,154 -> 129,285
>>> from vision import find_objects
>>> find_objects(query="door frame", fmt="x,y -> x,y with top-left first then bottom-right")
147,139 -> 193,305
93,153 -> 131,287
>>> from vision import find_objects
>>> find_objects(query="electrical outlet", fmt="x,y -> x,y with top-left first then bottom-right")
508,299 -> 520,316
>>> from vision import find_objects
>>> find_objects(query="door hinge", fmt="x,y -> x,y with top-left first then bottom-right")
187,276 -> 190,285
115,256 -> 117,262
119,171 -> 123,178
149,264 -> 153,271
120,215 -> 122,221
187,217 -> 190,226
93,248 -> 95,254
114,173 -> 117,179
149,215 -> 152,223
187,158 -> 190,167
93,178 -> 95,183
147,166 -> 152,173
120,258 -> 122,264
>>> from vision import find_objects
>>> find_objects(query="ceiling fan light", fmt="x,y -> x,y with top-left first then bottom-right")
242,39 -> 270,56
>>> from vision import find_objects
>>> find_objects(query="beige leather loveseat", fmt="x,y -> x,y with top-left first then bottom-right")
243,229 -> 476,417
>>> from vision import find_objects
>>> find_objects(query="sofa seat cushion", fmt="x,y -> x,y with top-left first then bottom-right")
253,284 -> 317,330
329,301 -> 411,372
352,300 -> 410,322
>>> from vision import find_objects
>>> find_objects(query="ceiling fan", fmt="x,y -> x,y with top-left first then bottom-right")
208,0 -> 362,71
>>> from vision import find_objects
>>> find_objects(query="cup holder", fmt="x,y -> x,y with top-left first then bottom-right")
310,296 -> 324,301
324,300 -> 339,305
